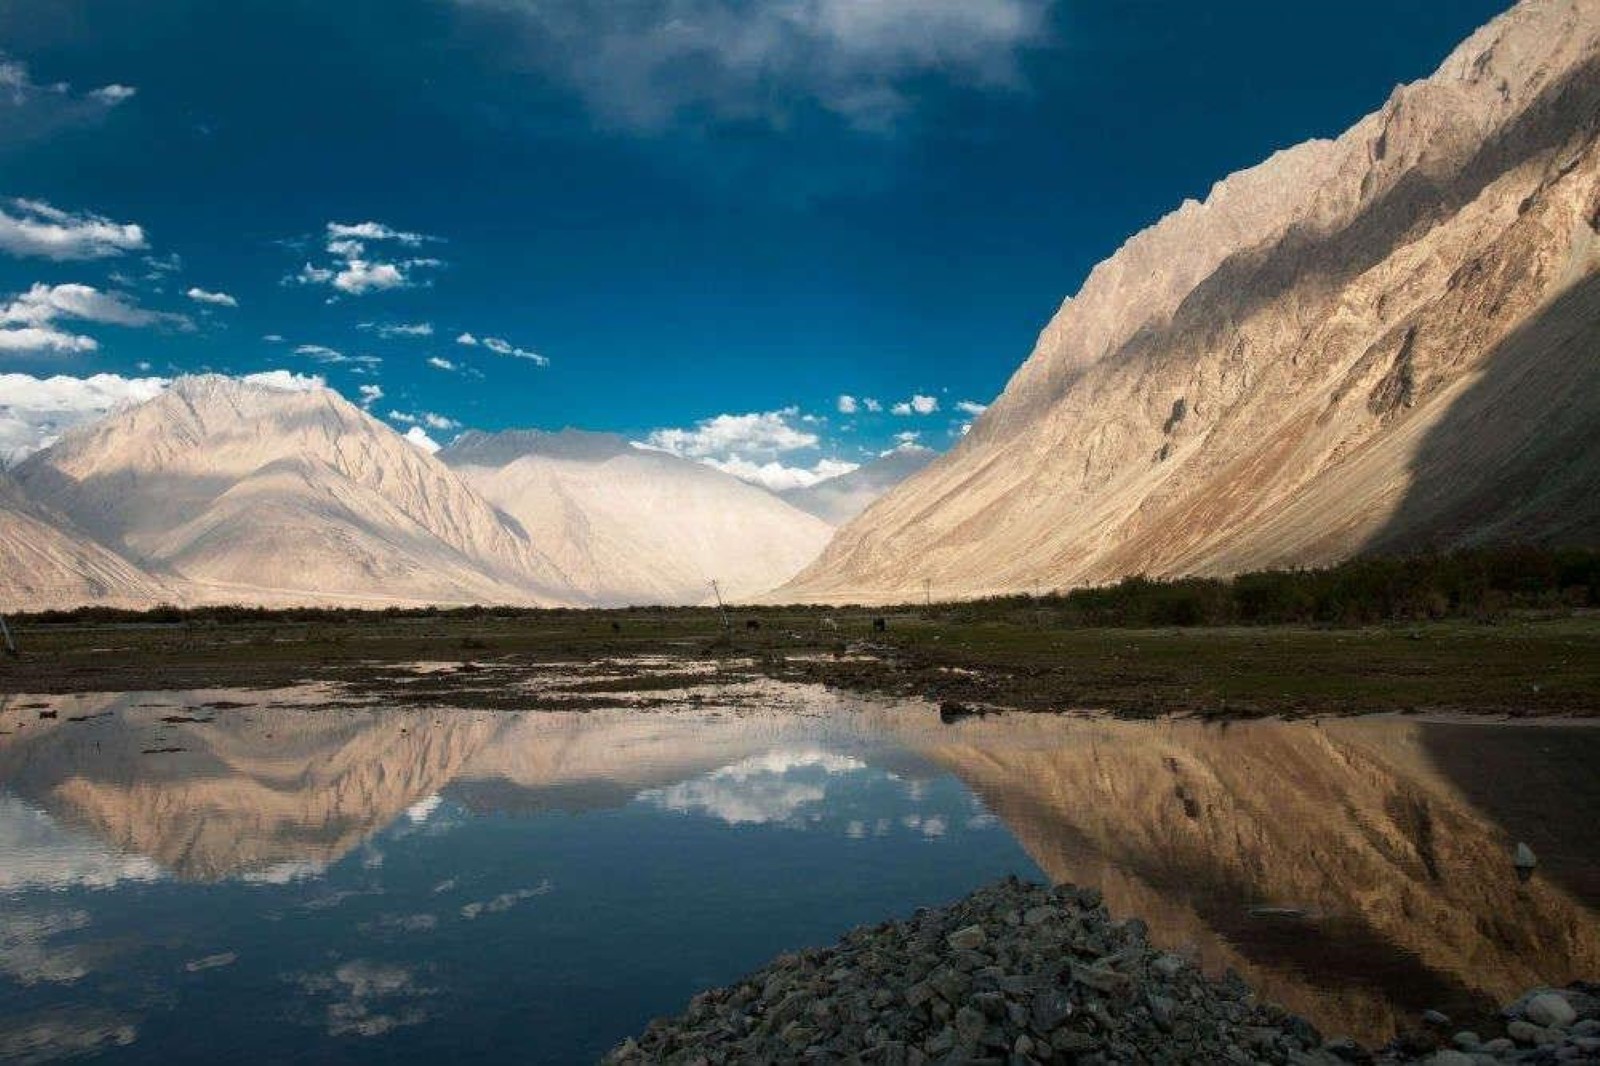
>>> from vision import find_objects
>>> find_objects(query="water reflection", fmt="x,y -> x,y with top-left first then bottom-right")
1,686 -> 1598,1060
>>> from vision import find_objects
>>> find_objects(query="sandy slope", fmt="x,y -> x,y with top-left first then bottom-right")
12,376 -> 576,607
443,430 -> 834,605
0,473 -> 172,612
783,0 -> 1600,603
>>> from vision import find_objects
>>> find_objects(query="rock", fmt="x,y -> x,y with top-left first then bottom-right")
1423,1052 -> 1474,1066
1030,989 -> 1073,1033
1507,1019 -> 1559,1046
948,925 -> 987,952
1525,991 -> 1578,1029
1514,842 -> 1539,875
1151,954 -> 1186,980
1451,1031 -> 1480,1050
1422,1010 -> 1451,1028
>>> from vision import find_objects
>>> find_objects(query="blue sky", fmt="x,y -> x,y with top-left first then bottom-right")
0,0 -> 1508,486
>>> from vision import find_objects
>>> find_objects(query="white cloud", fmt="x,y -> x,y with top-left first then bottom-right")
88,84 -> 137,104
956,400 -> 988,416
456,330 -> 545,365
480,336 -> 547,365
0,199 -> 147,261
0,372 -> 167,462
360,321 -> 433,338
263,333 -> 285,343
645,407 -> 817,458
289,222 -> 443,296
641,406 -> 866,490
836,394 -> 858,415
892,430 -> 921,447
0,57 -> 139,142
401,425 -> 441,453
426,356 -> 457,372
891,393 -> 939,416
863,397 -> 882,413
185,287 -> 237,308
357,384 -> 384,408
292,343 -> 381,367
0,283 -> 187,354
701,455 -> 858,492
242,370 -> 325,392
454,0 -> 1052,132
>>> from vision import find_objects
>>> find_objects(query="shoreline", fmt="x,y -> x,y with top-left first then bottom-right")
602,878 -> 1600,1065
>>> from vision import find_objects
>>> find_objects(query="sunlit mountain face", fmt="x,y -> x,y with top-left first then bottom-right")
3,682 -> 1599,1061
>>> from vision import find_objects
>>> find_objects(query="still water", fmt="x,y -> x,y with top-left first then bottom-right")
2,677 -> 1598,1063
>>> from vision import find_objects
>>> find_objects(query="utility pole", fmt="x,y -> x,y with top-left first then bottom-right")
708,579 -> 730,630
923,578 -> 932,609
0,613 -> 16,657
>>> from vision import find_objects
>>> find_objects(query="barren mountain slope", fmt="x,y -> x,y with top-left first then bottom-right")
13,376 -> 576,607
442,430 -> 834,605
0,473 -> 171,612
784,0 -> 1600,602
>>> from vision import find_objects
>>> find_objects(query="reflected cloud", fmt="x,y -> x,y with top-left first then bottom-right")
460,880 -> 553,920
0,798 -> 163,891
638,748 -> 866,826
293,960 -> 437,1039
0,1008 -> 138,1064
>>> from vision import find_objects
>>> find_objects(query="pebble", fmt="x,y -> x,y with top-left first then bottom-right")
599,878 -> 1600,1066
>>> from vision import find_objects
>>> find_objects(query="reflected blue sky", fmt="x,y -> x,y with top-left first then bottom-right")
3,690 -> 1600,1059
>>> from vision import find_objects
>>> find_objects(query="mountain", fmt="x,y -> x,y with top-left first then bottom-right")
780,446 -> 937,525
0,472 -> 171,612
13,376 -> 576,608
782,0 -> 1600,603
440,429 -> 834,605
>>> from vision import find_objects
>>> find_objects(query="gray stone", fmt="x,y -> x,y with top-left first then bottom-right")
1507,1019 -> 1559,1046
1423,1009 -> 1452,1027
947,925 -> 986,952
1452,1031 -> 1481,1049
1030,988 -> 1073,1032
1526,991 -> 1578,1029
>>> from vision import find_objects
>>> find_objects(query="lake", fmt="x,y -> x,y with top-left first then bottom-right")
2,672 -> 1598,1062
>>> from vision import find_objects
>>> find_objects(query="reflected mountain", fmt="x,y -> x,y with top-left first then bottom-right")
2,689 -> 1598,1045
907,715 -> 1600,1040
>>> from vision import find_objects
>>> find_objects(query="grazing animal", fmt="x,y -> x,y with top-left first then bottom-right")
820,617 -> 839,632
872,617 -> 887,633
610,621 -> 622,634
745,619 -> 762,631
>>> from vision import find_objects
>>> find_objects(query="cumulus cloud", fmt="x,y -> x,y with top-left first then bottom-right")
241,370 -> 326,392
641,406 -> 864,491
891,393 -> 939,416
357,384 -> 384,408
0,199 -> 146,261
289,221 -> 443,296
426,356 -> 457,372
185,287 -> 237,308
0,372 -> 168,461
0,283 -> 188,354
836,394 -> 858,415
401,425 -> 441,453
646,407 -> 817,458
956,400 -> 988,416
293,961 -> 436,1039
454,0 -> 1052,131
0,56 -> 138,142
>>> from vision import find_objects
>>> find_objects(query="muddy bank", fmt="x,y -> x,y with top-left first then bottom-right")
2,613 -> 1599,718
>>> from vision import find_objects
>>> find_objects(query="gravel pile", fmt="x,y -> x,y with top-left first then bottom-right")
602,878 -> 1600,1065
